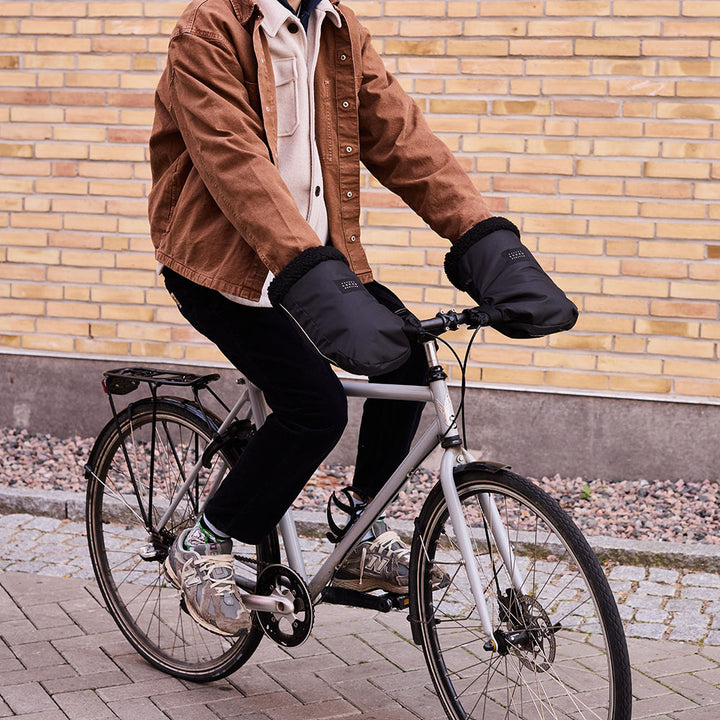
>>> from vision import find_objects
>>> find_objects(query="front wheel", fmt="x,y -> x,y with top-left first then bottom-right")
85,398 -> 279,682
409,466 -> 631,720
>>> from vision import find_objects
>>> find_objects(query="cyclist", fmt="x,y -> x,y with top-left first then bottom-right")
150,0 -> 576,637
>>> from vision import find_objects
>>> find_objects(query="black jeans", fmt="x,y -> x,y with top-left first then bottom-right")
162,268 -> 426,544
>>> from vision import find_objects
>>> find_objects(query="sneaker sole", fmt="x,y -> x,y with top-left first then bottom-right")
330,576 -> 408,594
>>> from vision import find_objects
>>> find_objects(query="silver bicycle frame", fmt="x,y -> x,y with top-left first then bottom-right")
153,339 -> 523,641
252,340 -> 521,642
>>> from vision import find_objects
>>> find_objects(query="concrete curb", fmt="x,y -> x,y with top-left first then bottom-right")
2,486 -> 719,572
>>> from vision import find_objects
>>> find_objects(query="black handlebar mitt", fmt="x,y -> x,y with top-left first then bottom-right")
444,217 -> 578,339
268,246 -> 411,376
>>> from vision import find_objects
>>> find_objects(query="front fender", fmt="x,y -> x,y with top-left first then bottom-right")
453,460 -> 511,479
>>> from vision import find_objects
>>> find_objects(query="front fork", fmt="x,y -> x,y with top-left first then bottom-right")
439,450 -> 525,649
424,341 -> 524,647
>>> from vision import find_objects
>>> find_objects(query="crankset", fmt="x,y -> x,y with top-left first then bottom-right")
253,564 -> 314,647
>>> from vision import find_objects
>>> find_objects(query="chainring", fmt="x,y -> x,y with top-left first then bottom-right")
255,564 -> 314,647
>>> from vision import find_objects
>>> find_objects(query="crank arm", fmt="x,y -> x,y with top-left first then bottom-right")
242,592 -> 295,615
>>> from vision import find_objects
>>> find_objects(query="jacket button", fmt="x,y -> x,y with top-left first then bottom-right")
345,146 -> 352,153
346,191 -> 353,198
342,101 -> 350,108
349,235 -> 356,243
340,54 -> 347,61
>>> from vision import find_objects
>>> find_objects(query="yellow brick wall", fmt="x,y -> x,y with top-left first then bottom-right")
1,0 -> 719,401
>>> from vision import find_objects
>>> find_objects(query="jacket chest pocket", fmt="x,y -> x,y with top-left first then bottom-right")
274,57 -> 300,137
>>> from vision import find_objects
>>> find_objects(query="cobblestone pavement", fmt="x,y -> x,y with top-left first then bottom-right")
2,511 -> 720,718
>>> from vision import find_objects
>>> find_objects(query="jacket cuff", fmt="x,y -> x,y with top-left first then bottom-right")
444,217 -> 520,289
268,246 -> 348,307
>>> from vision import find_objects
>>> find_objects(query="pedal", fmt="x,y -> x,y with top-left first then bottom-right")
321,586 -> 409,612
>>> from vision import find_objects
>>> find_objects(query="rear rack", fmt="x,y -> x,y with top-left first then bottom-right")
102,367 -> 220,396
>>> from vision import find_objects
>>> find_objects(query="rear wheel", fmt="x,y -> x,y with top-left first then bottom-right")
86,398 -> 279,681
410,466 -> 631,719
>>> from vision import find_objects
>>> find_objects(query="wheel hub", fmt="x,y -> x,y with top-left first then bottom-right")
496,589 -> 558,672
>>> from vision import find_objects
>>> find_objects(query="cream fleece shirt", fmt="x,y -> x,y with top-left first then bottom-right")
226,0 -> 341,307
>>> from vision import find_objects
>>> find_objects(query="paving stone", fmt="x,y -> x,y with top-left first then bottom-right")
669,624 -> 710,643
42,670 -> 130,695
635,608 -> 670,624
371,638 -> 426,671
0,681 -> 57,714
317,633 -> 385,665
0,663 -> 77,689
649,568 -> 680,584
702,630 -> 720,646
681,573 -> 720,588
662,673 -> 720,706
680,586 -> 720,602
152,685 -> 240,710
334,677 -> 395,711
667,599 -> 704,614
626,594 -> 664,609
369,668 -> 431,692
316,659 -> 400,684
631,669 -> 680,700
25,517 -> 64,533
639,580 -> 677,597
53,689 -> 116,719
208,691 -> 302,718
264,697 -> 360,720
0,711 -> 70,720
226,665 -> 283,697
385,685 -> 446,720
11,641 -> 65,669
637,654 -> 717,678
22,602 -> 73,630
609,565 -> 647,582
106,696 -> 171,720
626,623 -> 667,641
672,707 -> 720,719
95,677 -> 184,702
163,705 -> 225,720
631,692 -> 697,718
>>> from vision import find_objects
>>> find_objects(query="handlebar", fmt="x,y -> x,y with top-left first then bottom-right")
418,307 -> 491,336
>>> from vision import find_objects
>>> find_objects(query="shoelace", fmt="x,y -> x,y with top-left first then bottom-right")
182,554 -> 238,598
357,532 -> 410,587
373,532 -> 410,562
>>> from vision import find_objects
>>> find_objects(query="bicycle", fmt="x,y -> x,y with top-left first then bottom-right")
84,307 -> 632,720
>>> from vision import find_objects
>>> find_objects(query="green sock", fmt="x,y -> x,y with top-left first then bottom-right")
184,515 -> 228,549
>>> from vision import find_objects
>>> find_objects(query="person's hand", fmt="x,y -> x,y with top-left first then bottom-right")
444,217 -> 578,338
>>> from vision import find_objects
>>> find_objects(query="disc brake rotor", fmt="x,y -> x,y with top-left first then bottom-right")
506,593 -> 557,672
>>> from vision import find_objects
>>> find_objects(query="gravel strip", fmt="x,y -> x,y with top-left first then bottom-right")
1,427 -> 717,545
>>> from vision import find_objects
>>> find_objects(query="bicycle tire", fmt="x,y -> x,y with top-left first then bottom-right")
409,464 -> 631,720
86,398 -> 279,682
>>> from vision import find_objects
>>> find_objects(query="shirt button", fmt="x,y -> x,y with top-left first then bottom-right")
288,23 -> 299,34
314,186 -> 321,197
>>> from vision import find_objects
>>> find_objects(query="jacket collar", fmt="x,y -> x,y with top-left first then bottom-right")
256,0 -> 340,36
230,0 -> 341,25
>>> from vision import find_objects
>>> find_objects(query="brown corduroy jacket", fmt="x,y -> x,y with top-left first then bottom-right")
148,0 -> 491,302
